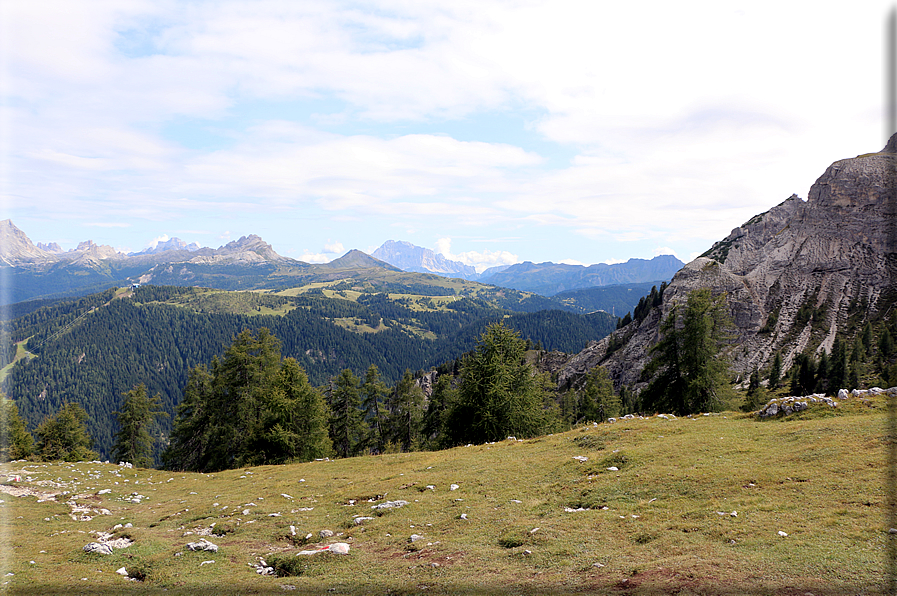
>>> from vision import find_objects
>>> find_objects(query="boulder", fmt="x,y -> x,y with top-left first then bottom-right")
83,542 -> 113,555
186,539 -> 218,553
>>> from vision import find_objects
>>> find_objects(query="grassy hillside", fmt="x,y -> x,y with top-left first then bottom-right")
1,397 -> 887,594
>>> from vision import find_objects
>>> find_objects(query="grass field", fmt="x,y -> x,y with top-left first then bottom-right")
0,398 -> 892,595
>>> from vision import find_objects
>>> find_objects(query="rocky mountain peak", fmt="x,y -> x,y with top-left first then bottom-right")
372,240 -> 477,279
558,134 -> 897,393
0,219 -> 55,266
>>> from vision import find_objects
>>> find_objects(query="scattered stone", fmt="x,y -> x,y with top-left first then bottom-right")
371,500 -> 408,511
116,567 -> 128,576
281,493 -> 293,499
592,562 -> 605,568
606,466 -> 619,471
297,542 -> 350,555
187,539 -> 218,553
200,560 -> 215,566
572,456 -> 588,462
410,534 -> 424,543
564,507 -> 589,513
83,542 -> 113,555
426,485 -> 435,491
529,528 -> 539,534
460,514 -> 468,520
319,529 -> 334,538
889,528 -> 897,535
353,517 -> 374,525
98,489 -> 111,495
450,484 -> 459,491
778,531 -> 788,537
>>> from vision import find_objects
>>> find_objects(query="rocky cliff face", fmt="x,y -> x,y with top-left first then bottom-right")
372,240 -> 477,279
556,136 -> 897,392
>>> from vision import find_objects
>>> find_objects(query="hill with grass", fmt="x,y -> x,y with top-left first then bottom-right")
0,396 -> 887,594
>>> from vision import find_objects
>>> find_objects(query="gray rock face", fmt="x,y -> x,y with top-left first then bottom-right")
559,136 -> 897,391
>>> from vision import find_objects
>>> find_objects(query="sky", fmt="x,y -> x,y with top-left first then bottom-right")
0,1 -> 893,272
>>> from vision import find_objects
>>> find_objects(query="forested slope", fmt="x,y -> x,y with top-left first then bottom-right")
3,285 -> 617,459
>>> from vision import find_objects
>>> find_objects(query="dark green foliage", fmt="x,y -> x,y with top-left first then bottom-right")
768,352 -> 782,389
164,329 -> 331,472
422,375 -> 456,449
880,327 -> 893,357
111,384 -> 167,468
790,353 -> 817,396
617,312 -> 632,329
385,370 -> 424,452
34,402 -> 98,461
577,367 -> 619,422
5,286 -> 619,459
1,398 -> 34,460
327,369 -> 365,458
641,288 -> 733,415
360,365 -> 388,454
442,322 -> 550,446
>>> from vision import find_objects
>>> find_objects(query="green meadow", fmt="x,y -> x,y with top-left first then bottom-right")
1,398 -> 890,595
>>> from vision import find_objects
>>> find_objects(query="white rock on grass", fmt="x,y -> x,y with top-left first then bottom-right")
371,500 -> 408,510
83,542 -> 113,555
187,539 -> 218,553
353,517 -> 374,525
116,567 -> 128,576
319,529 -> 334,538
778,531 -> 788,537
450,484 -> 459,491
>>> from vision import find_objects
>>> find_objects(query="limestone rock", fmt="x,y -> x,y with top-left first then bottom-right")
83,542 -> 113,555
558,135 -> 897,392
186,539 -> 218,553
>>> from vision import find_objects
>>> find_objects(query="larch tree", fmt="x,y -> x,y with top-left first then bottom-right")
443,321 -> 549,445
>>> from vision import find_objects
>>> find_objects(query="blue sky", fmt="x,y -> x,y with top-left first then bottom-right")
1,1 -> 892,271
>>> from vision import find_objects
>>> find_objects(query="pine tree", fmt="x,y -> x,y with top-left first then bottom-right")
641,288 -> 732,415
35,403 -> 98,462
111,384 -> 167,468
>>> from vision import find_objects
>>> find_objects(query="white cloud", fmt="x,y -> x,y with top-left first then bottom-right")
148,234 -> 170,248
323,241 -> 344,254
298,251 -> 330,264
435,237 -> 518,273
653,247 -> 679,259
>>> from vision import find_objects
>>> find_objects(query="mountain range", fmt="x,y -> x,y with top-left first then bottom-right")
0,221 -> 682,307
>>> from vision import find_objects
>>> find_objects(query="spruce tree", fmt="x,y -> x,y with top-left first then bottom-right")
360,364 -> 388,454
768,352 -> 782,389
640,288 -> 732,415
1,398 -> 33,461
386,370 -> 424,452
111,384 -> 167,468
327,369 -> 365,458
35,403 -> 98,462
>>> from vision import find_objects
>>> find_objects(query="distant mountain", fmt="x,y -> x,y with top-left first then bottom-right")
130,237 -> 201,255
479,255 -> 684,296
373,240 -> 477,280
550,281 -> 668,316
319,249 -> 401,271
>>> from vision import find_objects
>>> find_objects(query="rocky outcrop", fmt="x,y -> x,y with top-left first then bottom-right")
559,136 -> 897,392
